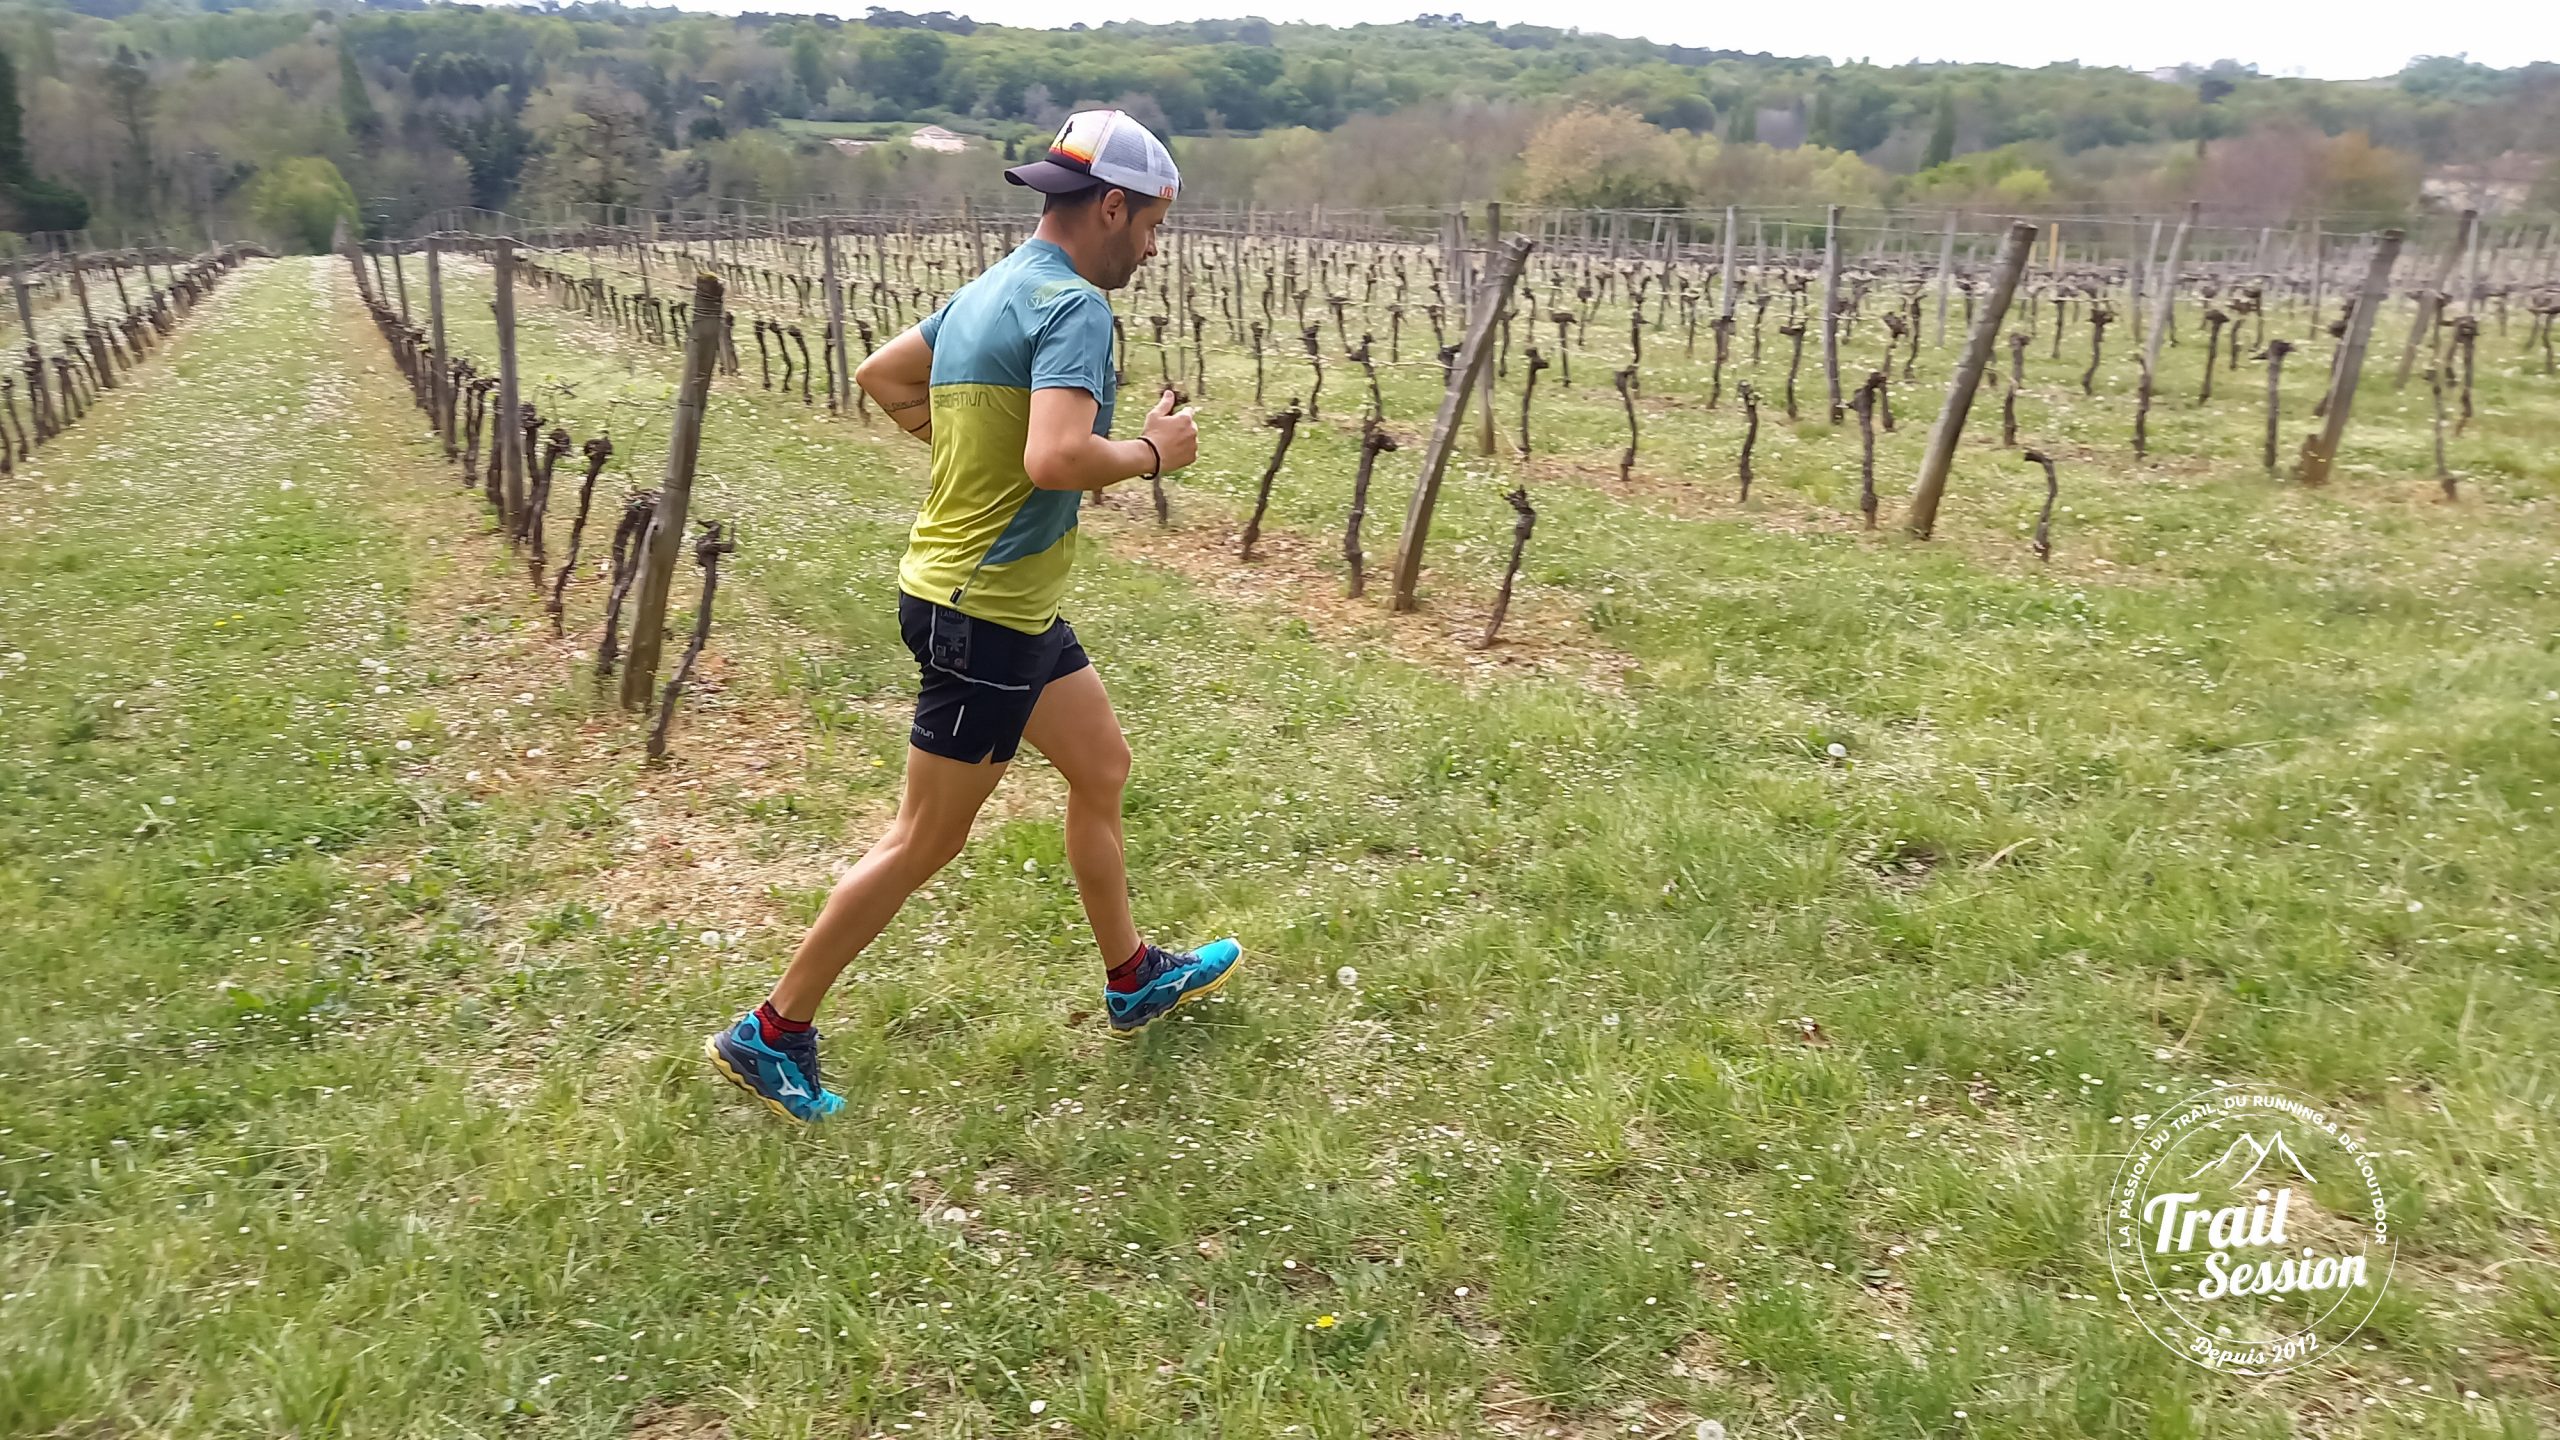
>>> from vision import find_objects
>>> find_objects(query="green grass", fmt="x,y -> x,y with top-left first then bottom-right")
2,247 -> 2555,1439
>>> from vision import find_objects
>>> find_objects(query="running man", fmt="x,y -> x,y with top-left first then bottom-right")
706,110 -> 1242,1123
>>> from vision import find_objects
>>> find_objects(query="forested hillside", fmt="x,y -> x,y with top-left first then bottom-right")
5,0 -> 2555,247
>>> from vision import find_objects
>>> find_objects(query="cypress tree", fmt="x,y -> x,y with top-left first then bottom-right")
340,43 -> 383,147
1924,90 -> 1956,168
0,48 -> 89,232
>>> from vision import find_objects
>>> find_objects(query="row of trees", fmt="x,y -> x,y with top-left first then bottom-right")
6,0 -> 2554,247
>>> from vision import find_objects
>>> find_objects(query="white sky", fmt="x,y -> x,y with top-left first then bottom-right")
669,0 -> 2558,81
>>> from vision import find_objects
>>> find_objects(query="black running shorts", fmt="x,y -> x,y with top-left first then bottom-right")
898,592 -> 1090,764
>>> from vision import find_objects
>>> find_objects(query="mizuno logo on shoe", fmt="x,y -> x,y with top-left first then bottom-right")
776,1076 -> 810,1099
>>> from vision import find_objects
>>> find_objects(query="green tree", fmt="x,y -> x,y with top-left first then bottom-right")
1730,100 -> 1757,144
340,43 -> 383,149
0,47 -> 33,189
1993,166 -> 2052,203
431,86 -> 537,210
0,48 -> 87,233
865,29 -> 947,112
1924,89 -> 1956,168
518,82 -> 656,212
104,45 -> 155,220
1519,105 -> 1688,210
248,156 -> 357,253
790,32 -> 828,109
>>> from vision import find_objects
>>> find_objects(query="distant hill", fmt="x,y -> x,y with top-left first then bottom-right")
5,1 -> 2552,243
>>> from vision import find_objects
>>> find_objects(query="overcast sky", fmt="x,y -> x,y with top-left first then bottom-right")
671,0 -> 2555,81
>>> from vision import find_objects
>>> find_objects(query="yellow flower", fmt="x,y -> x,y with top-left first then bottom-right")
1314,1314 -> 1337,1329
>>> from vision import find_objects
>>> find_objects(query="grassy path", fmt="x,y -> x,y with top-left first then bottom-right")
0,255 -> 2553,1438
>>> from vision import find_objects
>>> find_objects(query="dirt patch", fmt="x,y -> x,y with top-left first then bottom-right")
328,266 -> 868,955
1083,503 -> 1639,697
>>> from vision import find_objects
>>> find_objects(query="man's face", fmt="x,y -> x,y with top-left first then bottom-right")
1093,191 -> 1170,290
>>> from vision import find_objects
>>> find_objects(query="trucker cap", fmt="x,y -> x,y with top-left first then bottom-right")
1003,109 -> 1181,201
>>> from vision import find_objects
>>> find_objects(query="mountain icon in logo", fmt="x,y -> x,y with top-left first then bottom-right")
2185,1131 -> 2317,1187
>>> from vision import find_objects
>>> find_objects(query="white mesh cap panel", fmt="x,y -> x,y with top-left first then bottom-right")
1055,110 -> 1180,200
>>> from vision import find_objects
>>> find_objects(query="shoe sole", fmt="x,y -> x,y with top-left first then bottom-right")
703,1033 -> 809,1125
1107,950 -> 1244,1041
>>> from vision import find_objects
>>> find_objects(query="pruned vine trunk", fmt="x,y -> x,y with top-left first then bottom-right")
2262,339 -> 2293,474
1346,423 -> 1398,598
646,520 -> 738,762
1737,381 -> 1759,501
1479,485 -> 1535,649
1241,400 -> 1304,560
1613,366 -> 1639,482
2025,448 -> 2058,561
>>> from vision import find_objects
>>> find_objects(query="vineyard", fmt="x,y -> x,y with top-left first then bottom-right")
3,198 -> 2558,1439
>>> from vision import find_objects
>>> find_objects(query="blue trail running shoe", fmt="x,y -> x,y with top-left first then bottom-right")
704,1013 -> 846,1124
1106,938 -> 1244,1039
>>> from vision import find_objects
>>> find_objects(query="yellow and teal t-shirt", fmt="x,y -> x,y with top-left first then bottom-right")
899,238 -> 1117,634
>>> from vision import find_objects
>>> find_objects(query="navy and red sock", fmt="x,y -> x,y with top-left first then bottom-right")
1105,943 -> 1151,994
754,1000 -> 812,1044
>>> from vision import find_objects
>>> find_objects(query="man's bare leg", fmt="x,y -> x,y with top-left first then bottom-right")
1020,666 -> 1141,965
765,746 -> 1008,1020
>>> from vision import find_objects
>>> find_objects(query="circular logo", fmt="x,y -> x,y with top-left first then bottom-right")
2105,1083 -> 2394,1374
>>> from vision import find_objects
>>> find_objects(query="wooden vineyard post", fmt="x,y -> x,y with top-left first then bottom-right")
1819,204 -> 1842,422
2126,221 -> 2147,349
2307,217 -> 2324,333
1475,201 -> 1500,457
1905,219 -> 2037,540
426,237 -> 454,458
1389,236 -> 1532,614
620,272 -> 727,711
2130,217 -> 2161,345
1721,204 -> 1741,334
9,256 -> 32,344
821,221 -> 852,415
2296,228 -> 2403,488
493,241 -> 527,533
391,242 -> 411,325
2140,202 -> 2196,383
1934,210 -> 1956,346
11,257 -> 41,428
2395,208 -> 2473,389
69,250 -> 114,389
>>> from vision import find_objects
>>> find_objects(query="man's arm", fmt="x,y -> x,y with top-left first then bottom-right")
1024,387 -> 1198,492
855,326 -> 934,446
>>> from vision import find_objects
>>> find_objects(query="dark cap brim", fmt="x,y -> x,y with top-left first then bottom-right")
1003,159 -> 1103,194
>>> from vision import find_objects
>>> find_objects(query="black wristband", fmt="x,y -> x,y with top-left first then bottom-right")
1138,436 -> 1162,480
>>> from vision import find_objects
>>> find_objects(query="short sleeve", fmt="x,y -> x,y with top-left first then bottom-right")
1031,291 -> 1115,408
917,302 -> 947,349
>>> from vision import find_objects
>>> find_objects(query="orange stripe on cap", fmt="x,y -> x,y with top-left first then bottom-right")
1049,112 -> 1104,164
